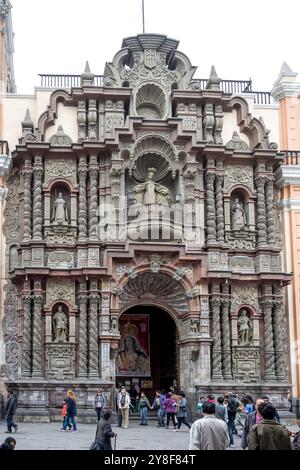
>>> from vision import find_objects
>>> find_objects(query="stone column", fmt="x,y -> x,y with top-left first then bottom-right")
78,281 -> 88,377
205,172 -> 216,244
215,174 -> 225,243
265,177 -> 276,245
88,155 -> 99,241
22,295 -> 32,377
255,176 -> 267,246
262,300 -> 276,380
273,300 -> 288,381
32,282 -> 43,377
221,300 -> 232,379
211,298 -> 223,380
32,156 -> 43,241
22,159 -> 33,241
88,281 -> 99,377
78,156 -> 88,241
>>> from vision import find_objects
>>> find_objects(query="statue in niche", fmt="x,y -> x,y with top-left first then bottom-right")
110,316 -> 119,333
237,309 -> 252,346
132,168 -> 171,206
52,192 -> 68,225
52,305 -> 68,343
231,197 -> 247,230
191,319 -> 200,335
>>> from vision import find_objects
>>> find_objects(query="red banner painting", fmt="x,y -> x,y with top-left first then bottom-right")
116,315 -> 151,376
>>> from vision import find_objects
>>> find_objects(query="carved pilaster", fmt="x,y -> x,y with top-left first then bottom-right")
273,300 -> 288,381
33,156 -> 43,241
203,103 -> 215,143
77,100 -> 87,141
78,282 -> 88,377
32,287 -> 44,377
88,282 -> 99,377
22,160 -> 33,241
110,167 -> 122,209
88,100 -> 97,141
214,105 -> 223,145
215,174 -> 225,243
183,169 -> 197,203
78,156 -> 88,241
261,300 -> 276,380
22,295 -> 32,377
211,298 -> 223,380
255,176 -> 267,246
205,172 -> 216,244
88,156 -> 99,240
265,177 -> 276,245
221,300 -> 232,379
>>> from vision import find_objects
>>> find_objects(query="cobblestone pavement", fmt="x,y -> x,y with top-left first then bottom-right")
0,421 -> 297,450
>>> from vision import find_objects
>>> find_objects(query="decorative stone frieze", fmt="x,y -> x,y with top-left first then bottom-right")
77,100 -> 87,141
261,299 -> 276,380
224,164 -> 253,191
231,286 -> 258,310
88,156 -> 99,240
3,174 -> 20,242
44,159 -> 76,185
49,126 -> 72,146
211,298 -> 223,380
221,300 -> 232,379
232,348 -> 260,383
47,251 -> 74,269
255,176 -> 267,246
205,172 -> 216,244
208,251 -> 228,271
46,344 -> 76,380
78,156 -> 88,241
2,281 -> 19,379
215,174 -> 225,242
46,279 -> 75,308
229,256 -> 255,273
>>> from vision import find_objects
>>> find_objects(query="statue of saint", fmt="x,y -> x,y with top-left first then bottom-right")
132,168 -> 171,206
231,197 -> 247,230
52,305 -> 68,343
52,192 -> 68,225
237,309 -> 252,346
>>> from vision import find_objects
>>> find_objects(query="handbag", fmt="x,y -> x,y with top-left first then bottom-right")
89,439 -> 98,451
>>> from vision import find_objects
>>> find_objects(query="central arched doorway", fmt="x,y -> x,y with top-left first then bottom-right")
116,305 -> 178,395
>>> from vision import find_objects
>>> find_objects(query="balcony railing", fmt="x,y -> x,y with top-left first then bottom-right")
39,74 -> 104,88
0,140 -> 9,156
282,151 -> 300,165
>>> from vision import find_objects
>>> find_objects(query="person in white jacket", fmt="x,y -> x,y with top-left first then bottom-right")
118,389 -> 131,429
189,401 -> 229,450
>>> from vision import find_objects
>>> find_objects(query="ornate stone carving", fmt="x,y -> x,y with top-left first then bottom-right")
32,157 -> 43,241
46,231 -> 76,245
237,309 -> 252,346
132,167 -> 171,206
22,161 -> 33,241
255,176 -> 267,246
186,287 -> 200,299
88,100 -> 97,140
32,294 -> 43,376
211,298 -> 223,380
190,319 -> 200,335
221,300 -> 232,379
49,125 -> 72,146
231,197 -> 247,230
226,232 -> 256,250
110,316 -> 119,335
230,256 -> 255,273
88,293 -> 99,377
203,103 -> 215,143
78,283 -> 88,377
52,305 -> 68,343
173,266 -> 193,281
46,279 -> 75,308
215,175 -> 225,242
226,131 -> 250,151
2,281 -> 19,379
88,158 -> 99,240
47,251 -> 74,269
22,295 -> 32,377
46,344 -> 75,380
261,300 -> 276,380
77,100 -> 87,141
205,172 -> 216,244
265,178 -> 276,245
214,104 -> 223,145
110,167 -> 122,208
183,169 -> 197,203
3,174 -> 20,242
273,300 -> 288,381
208,252 -> 228,271
232,349 -> 260,383
224,164 -> 253,191
231,286 -> 258,310
51,192 -> 69,225
44,159 -> 76,184
78,156 -> 87,240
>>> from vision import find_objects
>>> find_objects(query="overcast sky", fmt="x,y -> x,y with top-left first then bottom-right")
11,0 -> 300,94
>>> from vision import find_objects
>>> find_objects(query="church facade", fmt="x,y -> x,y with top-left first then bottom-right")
1,34 -> 292,421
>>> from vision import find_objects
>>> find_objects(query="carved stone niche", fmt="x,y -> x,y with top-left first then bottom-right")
45,344 -> 76,380
50,186 -> 70,226
232,347 -> 260,383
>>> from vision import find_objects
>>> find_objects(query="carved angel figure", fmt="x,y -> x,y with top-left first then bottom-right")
237,309 -> 252,346
132,168 -> 171,206
52,306 -> 68,343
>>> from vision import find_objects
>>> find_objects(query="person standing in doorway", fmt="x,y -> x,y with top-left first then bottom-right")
61,390 -> 78,432
138,392 -> 151,426
118,388 -> 131,429
4,390 -> 18,434
94,389 -> 107,422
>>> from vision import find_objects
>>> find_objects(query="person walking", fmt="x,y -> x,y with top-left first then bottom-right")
164,392 -> 177,429
138,392 -> 151,425
248,402 -> 292,450
241,398 -> 264,449
175,392 -> 191,431
4,390 -> 18,434
61,400 -> 72,430
189,402 -> 229,450
261,396 -> 281,422
224,393 -> 238,447
0,437 -> 16,450
95,409 -> 117,450
215,396 -> 227,422
118,388 -> 131,429
195,396 -> 205,419
94,389 -> 107,422
61,390 -> 78,432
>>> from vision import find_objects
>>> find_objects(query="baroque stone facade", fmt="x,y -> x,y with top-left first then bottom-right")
2,34 -> 291,420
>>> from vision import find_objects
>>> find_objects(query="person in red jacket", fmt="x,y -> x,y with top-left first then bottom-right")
61,400 -> 72,431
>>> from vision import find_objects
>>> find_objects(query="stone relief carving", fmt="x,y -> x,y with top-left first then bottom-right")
46,344 -> 75,380
1,281 -> 19,379
132,167 -> 171,206
47,251 -> 74,269
230,256 -> 255,273
231,286 -> 258,310
226,232 -> 256,250
45,159 -> 76,184
52,305 -> 68,343
46,232 -> 76,245
226,131 -> 250,151
232,349 -> 260,383
224,165 -> 253,191
3,174 -> 20,242
190,319 -> 200,335
208,252 -> 228,271
48,125 -> 72,146
46,279 -> 75,308
237,310 -> 252,346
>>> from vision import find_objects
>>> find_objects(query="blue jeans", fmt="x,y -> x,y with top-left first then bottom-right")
157,408 -> 165,426
227,420 -> 235,445
63,415 -> 77,431
6,415 -> 17,432
140,407 -> 148,424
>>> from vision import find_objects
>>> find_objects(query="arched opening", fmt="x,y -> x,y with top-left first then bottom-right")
116,305 -> 178,396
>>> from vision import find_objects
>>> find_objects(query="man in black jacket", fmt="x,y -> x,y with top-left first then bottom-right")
4,391 -> 18,434
0,437 -> 16,450
241,398 -> 264,449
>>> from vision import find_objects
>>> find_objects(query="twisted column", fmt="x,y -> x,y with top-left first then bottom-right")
265,177 -> 276,245
22,295 -> 32,377
262,300 -> 276,380
211,298 -> 223,380
255,176 -> 267,246
78,282 -> 88,377
32,157 -> 43,241
215,174 -> 225,243
78,156 -> 88,241
221,300 -> 232,379
88,284 -> 99,377
205,172 -> 216,244
32,294 -> 43,377
88,156 -> 99,241
22,161 -> 33,241
273,300 -> 288,381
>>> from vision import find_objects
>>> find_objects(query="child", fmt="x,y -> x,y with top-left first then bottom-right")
61,400 -> 72,431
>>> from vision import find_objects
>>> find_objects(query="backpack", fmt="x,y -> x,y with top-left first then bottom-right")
120,394 -> 126,407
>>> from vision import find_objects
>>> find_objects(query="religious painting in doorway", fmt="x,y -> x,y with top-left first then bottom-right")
116,315 -> 151,376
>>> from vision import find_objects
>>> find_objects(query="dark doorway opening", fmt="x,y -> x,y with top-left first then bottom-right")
116,305 -> 177,396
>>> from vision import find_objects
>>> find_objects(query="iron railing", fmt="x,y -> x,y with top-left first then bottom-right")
0,140 -> 9,155
282,151 -> 300,165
